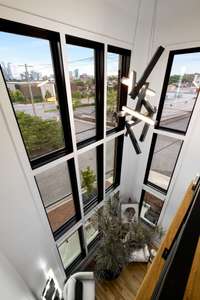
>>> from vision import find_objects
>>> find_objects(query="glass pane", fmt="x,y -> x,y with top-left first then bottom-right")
67,45 -> 96,143
160,52 -> 200,132
147,135 -> 182,191
78,148 -> 97,205
0,32 -> 65,160
141,191 -> 163,225
35,162 -> 76,232
105,138 -> 116,189
58,231 -> 81,269
107,52 -> 121,131
85,217 -> 98,246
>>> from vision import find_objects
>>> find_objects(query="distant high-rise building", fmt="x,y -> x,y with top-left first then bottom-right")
29,70 -> 41,81
0,62 -> 14,80
74,68 -> 79,79
0,62 -> 9,80
7,63 -> 14,80
69,71 -> 73,79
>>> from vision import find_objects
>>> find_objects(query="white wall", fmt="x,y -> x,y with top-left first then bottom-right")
0,93 -> 66,298
0,251 -> 35,300
121,0 -> 200,230
0,0 -> 140,44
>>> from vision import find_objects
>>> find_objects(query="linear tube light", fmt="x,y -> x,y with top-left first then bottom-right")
122,106 -> 155,126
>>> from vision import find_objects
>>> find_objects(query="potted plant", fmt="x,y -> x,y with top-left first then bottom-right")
125,221 -> 164,250
94,193 -> 130,280
81,166 -> 96,198
93,193 -> 164,281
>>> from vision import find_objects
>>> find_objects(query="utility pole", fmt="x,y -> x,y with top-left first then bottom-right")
18,64 -> 36,115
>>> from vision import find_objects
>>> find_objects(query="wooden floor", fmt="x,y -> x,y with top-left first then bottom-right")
95,263 -> 147,300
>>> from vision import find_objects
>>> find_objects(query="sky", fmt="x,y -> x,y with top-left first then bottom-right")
0,31 -> 119,78
0,32 -> 53,77
171,52 -> 200,75
67,45 -> 119,76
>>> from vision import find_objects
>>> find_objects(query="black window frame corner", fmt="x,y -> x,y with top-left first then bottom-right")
106,45 -> 131,135
0,18 -> 73,169
65,34 -> 105,148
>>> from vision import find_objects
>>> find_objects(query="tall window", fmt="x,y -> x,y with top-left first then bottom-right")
35,159 -> 80,237
0,25 -> 72,168
79,148 -> 97,202
140,48 -> 198,225
66,36 -> 104,147
106,46 -> 131,134
107,52 -> 120,130
58,230 -> 82,270
105,138 -> 117,190
85,217 -> 99,247
156,49 -> 200,134
145,134 -> 182,193
140,190 -> 164,225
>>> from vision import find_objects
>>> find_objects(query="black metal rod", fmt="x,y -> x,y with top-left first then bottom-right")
126,122 -> 141,154
130,46 -> 165,99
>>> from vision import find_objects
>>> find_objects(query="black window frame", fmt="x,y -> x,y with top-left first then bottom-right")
144,133 -> 183,195
87,232 -> 101,252
106,134 -> 125,193
80,144 -> 104,214
65,35 -> 104,149
35,158 -> 82,241
84,214 -> 101,251
57,227 -> 86,276
106,45 -> 131,135
0,18 -> 73,169
139,189 -> 164,226
155,47 -> 200,135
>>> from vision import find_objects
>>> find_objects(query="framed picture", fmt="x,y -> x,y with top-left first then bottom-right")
121,202 -> 139,223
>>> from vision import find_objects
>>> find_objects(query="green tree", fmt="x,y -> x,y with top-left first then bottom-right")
16,111 -> 63,158
10,89 -> 26,103
107,88 -> 117,112
72,91 -> 81,110
45,90 -> 52,99
81,166 -> 96,196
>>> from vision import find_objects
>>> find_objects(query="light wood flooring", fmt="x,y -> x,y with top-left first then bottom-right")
95,263 -> 147,300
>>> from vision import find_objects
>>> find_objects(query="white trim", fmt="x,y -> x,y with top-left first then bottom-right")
56,220 -> 83,247
153,128 -> 185,141
142,184 -> 166,201
60,33 -> 88,254
106,129 -> 125,141
32,152 -> 74,176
